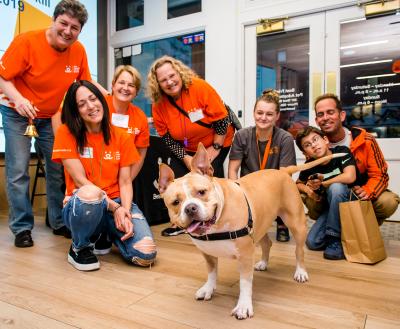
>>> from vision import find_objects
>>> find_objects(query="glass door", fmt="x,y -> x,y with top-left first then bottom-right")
244,13 -> 325,134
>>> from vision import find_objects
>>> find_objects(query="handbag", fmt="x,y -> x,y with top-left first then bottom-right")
167,96 -> 241,131
339,192 -> 387,264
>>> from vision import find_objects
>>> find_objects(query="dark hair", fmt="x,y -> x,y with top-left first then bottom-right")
314,93 -> 343,113
62,80 -> 111,154
295,126 -> 326,152
254,89 -> 280,113
53,0 -> 88,28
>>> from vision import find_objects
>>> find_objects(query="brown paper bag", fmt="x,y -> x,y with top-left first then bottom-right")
339,196 -> 386,264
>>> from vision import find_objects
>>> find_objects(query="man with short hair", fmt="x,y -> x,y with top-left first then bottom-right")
307,93 -> 399,224
0,0 -> 94,247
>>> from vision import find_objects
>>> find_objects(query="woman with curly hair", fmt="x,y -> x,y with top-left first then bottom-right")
228,89 -> 296,242
147,55 -> 234,236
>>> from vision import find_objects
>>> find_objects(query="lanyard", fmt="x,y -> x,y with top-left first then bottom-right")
256,132 -> 272,170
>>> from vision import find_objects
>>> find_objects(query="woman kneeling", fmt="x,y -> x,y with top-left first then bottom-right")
52,80 -> 156,271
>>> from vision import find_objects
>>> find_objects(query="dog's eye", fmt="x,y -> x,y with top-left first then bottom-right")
198,190 -> 206,196
172,199 -> 180,206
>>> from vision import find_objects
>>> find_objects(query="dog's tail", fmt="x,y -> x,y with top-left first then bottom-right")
281,153 -> 348,176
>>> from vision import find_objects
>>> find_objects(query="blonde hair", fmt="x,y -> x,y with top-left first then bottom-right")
254,89 -> 280,113
146,55 -> 198,103
112,65 -> 141,92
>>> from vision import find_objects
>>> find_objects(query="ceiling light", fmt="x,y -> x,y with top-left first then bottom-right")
356,73 -> 397,80
340,40 -> 388,50
341,17 -> 366,24
340,59 -> 393,68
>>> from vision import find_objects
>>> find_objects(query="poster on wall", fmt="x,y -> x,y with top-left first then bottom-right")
0,0 -> 97,152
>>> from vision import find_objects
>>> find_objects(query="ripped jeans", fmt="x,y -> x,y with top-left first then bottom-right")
62,193 -> 156,264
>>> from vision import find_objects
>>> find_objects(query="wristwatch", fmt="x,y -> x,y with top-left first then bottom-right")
212,142 -> 223,150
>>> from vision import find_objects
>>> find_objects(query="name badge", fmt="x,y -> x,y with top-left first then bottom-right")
80,147 -> 93,158
112,113 -> 129,128
188,109 -> 204,123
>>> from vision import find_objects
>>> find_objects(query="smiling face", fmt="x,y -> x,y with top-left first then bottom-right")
76,86 -> 104,132
155,62 -> 183,99
300,132 -> 330,159
315,98 -> 346,137
47,13 -> 81,51
112,70 -> 137,104
253,100 -> 280,131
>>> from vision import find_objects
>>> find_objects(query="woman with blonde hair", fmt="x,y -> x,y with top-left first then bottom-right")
228,89 -> 296,242
147,55 -> 234,236
106,65 -> 149,180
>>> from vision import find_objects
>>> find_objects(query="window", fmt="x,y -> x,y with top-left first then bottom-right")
168,0 -> 201,19
116,0 -> 144,31
114,32 -> 205,119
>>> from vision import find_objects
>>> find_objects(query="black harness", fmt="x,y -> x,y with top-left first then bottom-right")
188,183 -> 253,241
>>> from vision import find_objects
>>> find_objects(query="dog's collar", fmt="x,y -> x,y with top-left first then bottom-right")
188,183 -> 253,241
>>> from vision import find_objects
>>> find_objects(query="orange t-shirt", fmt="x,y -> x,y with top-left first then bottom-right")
0,29 -> 91,118
152,78 -> 234,152
52,125 -> 140,198
105,95 -> 150,148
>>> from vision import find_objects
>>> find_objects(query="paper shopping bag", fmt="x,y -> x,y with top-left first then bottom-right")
339,199 -> 386,264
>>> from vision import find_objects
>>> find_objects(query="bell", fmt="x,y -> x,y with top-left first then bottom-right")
24,120 -> 39,138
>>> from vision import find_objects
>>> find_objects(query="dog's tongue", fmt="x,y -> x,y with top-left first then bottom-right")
187,221 -> 202,233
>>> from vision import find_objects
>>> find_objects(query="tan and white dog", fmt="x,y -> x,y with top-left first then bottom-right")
158,143 -> 344,319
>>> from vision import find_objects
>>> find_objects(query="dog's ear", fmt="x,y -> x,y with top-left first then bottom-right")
158,163 -> 175,194
191,143 -> 214,177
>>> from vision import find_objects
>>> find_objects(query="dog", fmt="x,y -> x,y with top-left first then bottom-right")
158,143 -> 344,319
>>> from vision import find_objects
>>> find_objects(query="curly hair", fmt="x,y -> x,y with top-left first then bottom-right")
112,65 -> 142,92
146,55 -> 198,103
53,0 -> 88,28
254,89 -> 280,113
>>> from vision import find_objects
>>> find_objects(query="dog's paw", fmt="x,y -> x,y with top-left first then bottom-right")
294,267 -> 309,283
231,302 -> 254,320
195,284 -> 215,300
254,260 -> 268,271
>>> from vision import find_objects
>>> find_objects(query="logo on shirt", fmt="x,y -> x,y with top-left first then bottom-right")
65,65 -> 80,73
65,65 -> 72,73
73,65 -> 80,73
341,157 -> 351,165
104,151 -> 113,160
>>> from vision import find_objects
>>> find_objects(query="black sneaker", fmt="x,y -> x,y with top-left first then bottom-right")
93,233 -> 112,255
68,245 -> 100,271
15,230 -> 34,248
276,226 -> 290,242
53,226 -> 72,239
323,237 -> 345,260
161,226 -> 185,237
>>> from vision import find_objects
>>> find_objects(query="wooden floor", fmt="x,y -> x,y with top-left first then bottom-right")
1,211 -> 400,329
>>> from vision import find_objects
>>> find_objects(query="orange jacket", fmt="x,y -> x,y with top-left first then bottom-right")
350,127 -> 388,200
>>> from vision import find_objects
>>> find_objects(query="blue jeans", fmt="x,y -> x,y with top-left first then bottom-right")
62,194 -> 157,264
0,105 -> 64,234
306,183 -> 350,250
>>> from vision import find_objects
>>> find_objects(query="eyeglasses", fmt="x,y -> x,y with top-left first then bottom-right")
302,135 -> 323,149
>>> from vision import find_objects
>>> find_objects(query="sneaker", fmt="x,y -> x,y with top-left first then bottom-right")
93,233 -> 112,255
161,226 -> 186,237
14,230 -> 34,248
68,245 -> 100,271
276,226 -> 290,242
53,226 -> 72,239
323,237 -> 345,260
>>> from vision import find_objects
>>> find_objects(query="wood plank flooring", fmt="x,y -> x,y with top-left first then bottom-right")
0,211 -> 399,329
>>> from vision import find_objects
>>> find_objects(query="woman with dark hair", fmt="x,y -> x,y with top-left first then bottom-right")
228,89 -> 296,242
52,80 -> 156,271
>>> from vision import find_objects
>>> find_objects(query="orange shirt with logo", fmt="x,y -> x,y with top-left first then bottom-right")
52,125 -> 139,198
152,78 -> 234,153
0,30 -> 91,118
105,95 -> 150,148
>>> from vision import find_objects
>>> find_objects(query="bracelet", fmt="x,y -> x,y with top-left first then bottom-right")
113,204 -> 121,213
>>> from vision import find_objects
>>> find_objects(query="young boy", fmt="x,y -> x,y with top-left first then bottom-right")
295,126 -> 356,260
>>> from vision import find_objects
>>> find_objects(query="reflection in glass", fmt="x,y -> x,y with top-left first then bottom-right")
168,0 -> 201,19
257,29 -> 310,137
115,32 -> 205,118
116,0 -> 144,31
340,14 -> 400,138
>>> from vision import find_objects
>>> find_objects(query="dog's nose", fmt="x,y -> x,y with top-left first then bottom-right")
184,203 -> 198,217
